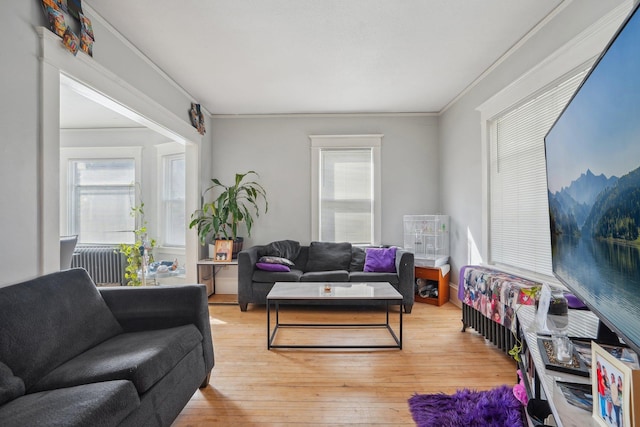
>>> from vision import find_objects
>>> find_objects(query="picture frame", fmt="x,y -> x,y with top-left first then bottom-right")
213,239 -> 233,261
591,341 -> 640,427
189,103 -> 206,135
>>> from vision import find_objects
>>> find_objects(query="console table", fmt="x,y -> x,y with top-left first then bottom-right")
517,305 -> 600,427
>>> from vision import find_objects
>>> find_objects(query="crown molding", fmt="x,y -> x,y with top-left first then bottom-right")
211,112 -> 437,119
440,0 -> 575,115
82,3 -> 211,117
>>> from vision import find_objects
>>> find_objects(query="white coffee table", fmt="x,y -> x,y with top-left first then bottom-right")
266,282 -> 403,350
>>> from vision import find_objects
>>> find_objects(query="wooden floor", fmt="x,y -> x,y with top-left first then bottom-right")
172,296 -> 516,426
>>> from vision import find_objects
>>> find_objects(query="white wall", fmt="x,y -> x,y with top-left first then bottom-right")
439,0 -> 629,286
3,0 -> 628,287
0,2 -> 48,285
0,3 -> 209,286
210,114 -> 439,248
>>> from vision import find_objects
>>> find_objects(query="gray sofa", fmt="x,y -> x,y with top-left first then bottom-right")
0,268 -> 214,427
238,240 -> 415,313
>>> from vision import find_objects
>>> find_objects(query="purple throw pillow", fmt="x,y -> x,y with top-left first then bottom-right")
256,262 -> 291,272
364,247 -> 397,273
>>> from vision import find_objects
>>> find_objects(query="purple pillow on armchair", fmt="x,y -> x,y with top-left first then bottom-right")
256,262 -> 291,272
364,247 -> 397,273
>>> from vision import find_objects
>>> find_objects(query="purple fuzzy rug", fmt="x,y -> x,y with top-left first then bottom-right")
408,385 -> 524,427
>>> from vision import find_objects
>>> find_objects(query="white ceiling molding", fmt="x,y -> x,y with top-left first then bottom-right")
82,3 -> 210,117
440,0 -> 574,115
477,0 -> 633,121
84,0 -> 566,115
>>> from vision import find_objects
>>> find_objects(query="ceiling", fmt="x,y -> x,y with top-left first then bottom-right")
80,0 -> 564,116
60,80 -> 141,129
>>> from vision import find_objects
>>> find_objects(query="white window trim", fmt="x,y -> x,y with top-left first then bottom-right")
60,146 -> 142,239
476,1 -> 632,281
310,134 -> 382,245
156,142 -> 186,252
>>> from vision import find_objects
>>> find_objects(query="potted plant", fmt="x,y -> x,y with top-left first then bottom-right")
117,201 -> 156,286
189,170 -> 268,258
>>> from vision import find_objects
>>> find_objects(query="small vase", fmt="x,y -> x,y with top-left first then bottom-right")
547,291 -> 571,362
546,290 -> 569,332
232,237 -> 244,259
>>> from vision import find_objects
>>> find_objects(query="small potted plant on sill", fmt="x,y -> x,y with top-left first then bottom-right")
189,170 -> 268,259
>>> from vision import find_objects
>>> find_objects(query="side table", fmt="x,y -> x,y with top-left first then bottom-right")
414,264 -> 450,306
196,259 -> 238,296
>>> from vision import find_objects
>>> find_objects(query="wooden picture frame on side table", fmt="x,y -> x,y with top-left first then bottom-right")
591,341 -> 640,427
214,239 -> 233,261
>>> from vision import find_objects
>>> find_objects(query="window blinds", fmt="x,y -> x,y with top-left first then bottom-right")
70,158 -> 136,244
490,70 -> 587,276
320,149 -> 373,244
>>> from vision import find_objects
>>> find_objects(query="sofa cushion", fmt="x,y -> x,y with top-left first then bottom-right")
253,269 -> 303,282
350,246 -> 366,271
0,362 -> 24,406
364,247 -> 397,273
256,262 -> 290,272
0,380 -> 139,427
292,246 -> 309,270
258,256 -> 295,267
305,241 -> 352,272
260,240 -> 301,261
31,325 -> 203,394
0,269 -> 123,391
300,270 -> 349,282
350,271 -> 399,285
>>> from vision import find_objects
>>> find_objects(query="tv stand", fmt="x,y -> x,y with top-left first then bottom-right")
596,319 -> 622,347
516,306 -> 601,427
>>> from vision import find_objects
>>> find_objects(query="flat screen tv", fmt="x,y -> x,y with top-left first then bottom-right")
545,2 -> 640,355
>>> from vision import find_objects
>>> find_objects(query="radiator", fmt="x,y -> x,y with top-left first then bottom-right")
71,245 -> 124,285
462,303 -> 516,355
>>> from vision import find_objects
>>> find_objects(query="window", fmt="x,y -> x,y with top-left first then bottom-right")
478,3 -> 630,278
488,70 -> 587,276
310,135 -> 382,245
161,153 -> 185,247
61,147 -> 142,245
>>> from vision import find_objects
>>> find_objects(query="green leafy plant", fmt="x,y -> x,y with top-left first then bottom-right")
508,285 -> 542,362
117,202 -> 156,286
189,170 -> 268,244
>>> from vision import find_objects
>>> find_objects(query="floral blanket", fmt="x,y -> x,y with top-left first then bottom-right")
458,265 -> 539,330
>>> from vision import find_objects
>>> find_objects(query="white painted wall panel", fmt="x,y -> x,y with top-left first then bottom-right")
0,3 -> 207,286
210,115 -> 439,248
0,2 -> 46,285
439,0 -> 628,285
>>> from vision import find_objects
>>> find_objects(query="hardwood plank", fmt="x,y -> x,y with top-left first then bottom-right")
172,301 -> 516,426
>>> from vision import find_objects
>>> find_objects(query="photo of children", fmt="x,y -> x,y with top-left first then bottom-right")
595,360 -> 623,426
592,342 -> 633,427
214,240 -> 232,261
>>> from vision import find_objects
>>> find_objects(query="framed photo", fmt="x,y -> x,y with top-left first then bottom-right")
214,239 -> 233,261
591,341 -> 639,427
